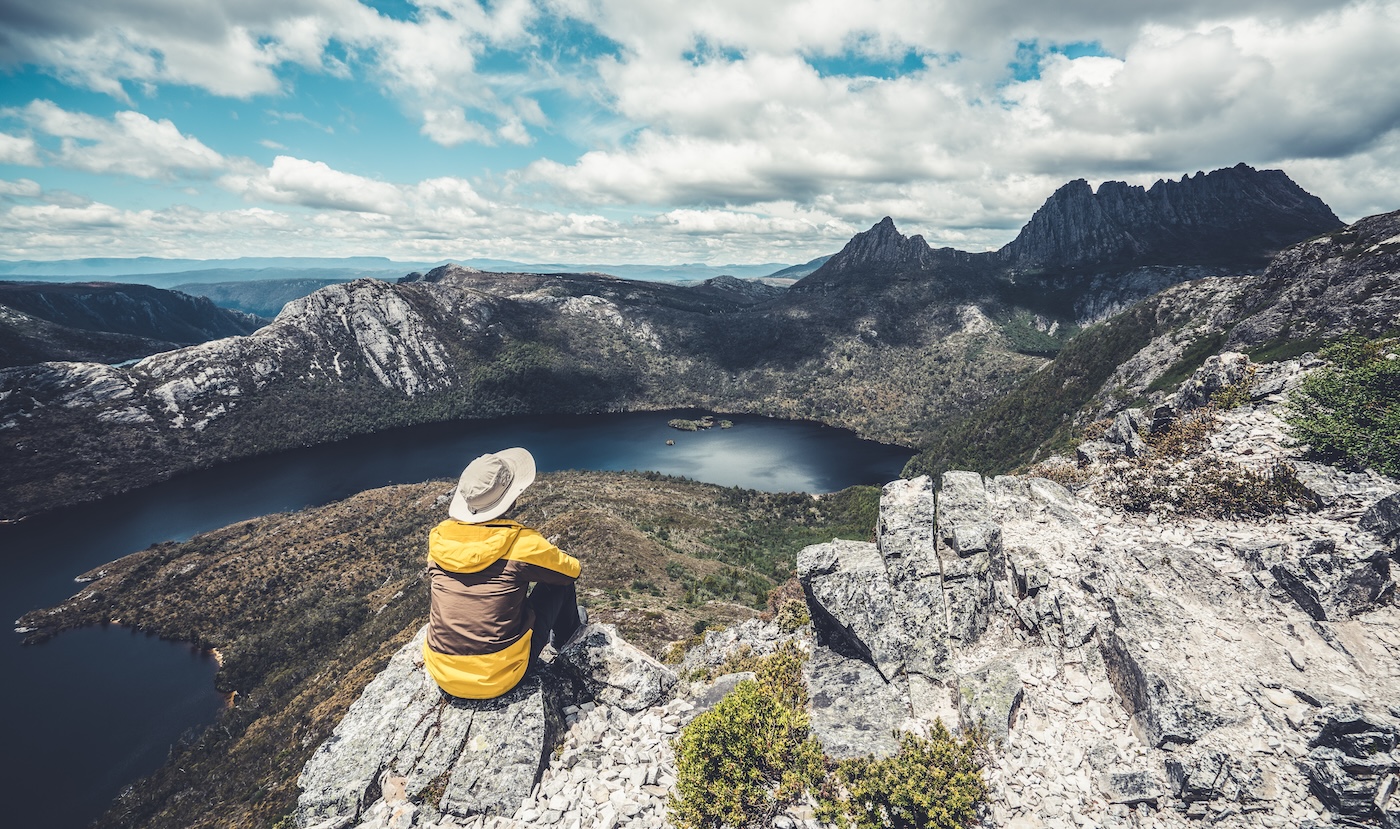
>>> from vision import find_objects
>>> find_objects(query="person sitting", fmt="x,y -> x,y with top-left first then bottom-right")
422,447 -> 583,699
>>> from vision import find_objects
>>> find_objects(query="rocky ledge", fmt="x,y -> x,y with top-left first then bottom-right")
294,360 -> 1399,829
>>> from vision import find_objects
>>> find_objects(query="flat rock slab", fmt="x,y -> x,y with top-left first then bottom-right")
804,645 -> 907,760
296,625 -> 564,827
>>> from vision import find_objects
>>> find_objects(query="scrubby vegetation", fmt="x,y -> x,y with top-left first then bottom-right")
1096,404 -> 1320,519
669,642 -> 826,828
1285,335 -> 1400,476
820,724 -> 988,829
669,643 -> 988,829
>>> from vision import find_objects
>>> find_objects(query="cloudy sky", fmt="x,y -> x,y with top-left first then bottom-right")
1,0 -> 1397,265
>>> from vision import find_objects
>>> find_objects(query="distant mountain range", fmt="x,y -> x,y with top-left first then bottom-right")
1,163 -> 1376,520
0,256 -> 801,286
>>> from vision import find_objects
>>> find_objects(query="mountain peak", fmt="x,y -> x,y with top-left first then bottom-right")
803,217 -> 934,279
999,164 -> 1342,272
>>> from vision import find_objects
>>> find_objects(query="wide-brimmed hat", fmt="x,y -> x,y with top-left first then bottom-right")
448,447 -> 536,523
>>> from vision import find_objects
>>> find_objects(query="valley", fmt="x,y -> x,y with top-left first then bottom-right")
3,162 -> 1397,829
0,164 -> 1346,521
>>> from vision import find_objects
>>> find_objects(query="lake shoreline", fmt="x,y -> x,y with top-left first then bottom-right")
1,412 -> 911,829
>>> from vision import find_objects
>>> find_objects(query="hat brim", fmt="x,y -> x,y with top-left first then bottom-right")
447,447 -> 537,522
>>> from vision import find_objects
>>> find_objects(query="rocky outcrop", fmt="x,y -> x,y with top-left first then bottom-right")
556,624 -> 677,712
1228,209 -> 1400,350
792,358 -> 1400,826
294,622 -> 689,829
808,216 -> 939,274
997,164 -> 1342,273
295,626 -> 568,828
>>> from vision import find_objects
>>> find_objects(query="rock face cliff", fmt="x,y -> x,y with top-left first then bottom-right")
793,164 -> 1342,324
996,163 -> 1342,273
291,356 -> 1399,829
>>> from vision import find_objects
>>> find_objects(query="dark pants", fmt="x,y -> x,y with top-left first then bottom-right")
526,581 -> 580,664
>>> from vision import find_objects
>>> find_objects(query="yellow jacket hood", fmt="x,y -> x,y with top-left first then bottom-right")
428,520 -> 525,573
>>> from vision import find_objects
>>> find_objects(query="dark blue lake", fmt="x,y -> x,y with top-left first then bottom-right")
1,409 -> 912,829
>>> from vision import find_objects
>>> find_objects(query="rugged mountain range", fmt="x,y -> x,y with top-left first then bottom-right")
0,165 -> 1363,520
997,163 -> 1340,272
0,282 -> 263,368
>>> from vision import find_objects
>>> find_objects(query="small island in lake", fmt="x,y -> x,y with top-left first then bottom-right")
667,415 -> 733,431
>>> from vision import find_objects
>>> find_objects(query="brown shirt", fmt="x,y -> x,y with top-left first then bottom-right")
424,519 -> 580,658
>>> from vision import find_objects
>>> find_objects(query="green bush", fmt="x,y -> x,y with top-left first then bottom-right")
819,723 -> 988,829
1285,335 -> 1400,476
670,643 -> 989,829
669,642 -> 825,828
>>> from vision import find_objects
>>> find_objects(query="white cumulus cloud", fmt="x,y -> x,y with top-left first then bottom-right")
6,100 -> 228,179
221,155 -> 406,213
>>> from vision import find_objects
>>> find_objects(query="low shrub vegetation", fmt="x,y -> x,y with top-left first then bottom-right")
1097,405 -> 1320,518
669,643 -> 988,829
819,724 -> 988,829
669,642 -> 826,828
1284,335 -> 1400,476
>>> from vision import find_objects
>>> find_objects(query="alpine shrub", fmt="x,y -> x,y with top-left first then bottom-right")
668,641 -> 825,828
1095,405 -> 1320,519
818,722 -> 987,829
1285,335 -> 1400,476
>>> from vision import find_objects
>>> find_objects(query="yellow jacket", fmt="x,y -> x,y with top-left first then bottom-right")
422,519 -> 580,699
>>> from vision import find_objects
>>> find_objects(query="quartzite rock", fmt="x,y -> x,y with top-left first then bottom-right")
957,660 -> 1024,745
798,538 -> 914,679
557,623 -> 678,712
803,645 -> 907,760
936,471 -> 998,645
296,626 -> 566,827
1171,351 -> 1252,412
1362,492 -> 1400,544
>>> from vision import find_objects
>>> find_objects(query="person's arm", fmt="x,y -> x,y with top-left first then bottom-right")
504,528 -> 580,584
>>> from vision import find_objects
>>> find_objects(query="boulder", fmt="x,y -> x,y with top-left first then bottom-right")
956,661 -> 1023,745
877,475 -> 940,582
936,471 -> 998,644
1097,770 -> 1163,808
1165,748 -> 1272,806
803,646 -> 907,760
1362,492 -> 1400,542
557,623 -> 678,712
1099,625 -> 1231,748
296,626 -> 566,827
1102,408 -> 1149,459
1301,705 -> 1400,826
1172,351 -> 1252,412
1252,539 -> 1396,621
799,538 -> 906,679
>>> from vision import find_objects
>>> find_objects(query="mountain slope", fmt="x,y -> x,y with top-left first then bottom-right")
903,208 -> 1400,480
0,282 -> 264,367
0,166 -> 1360,519
173,278 -> 352,318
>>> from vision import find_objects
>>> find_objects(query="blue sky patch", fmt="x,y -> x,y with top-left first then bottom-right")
1007,40 -> 1112,83
804,48 -> 927,80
